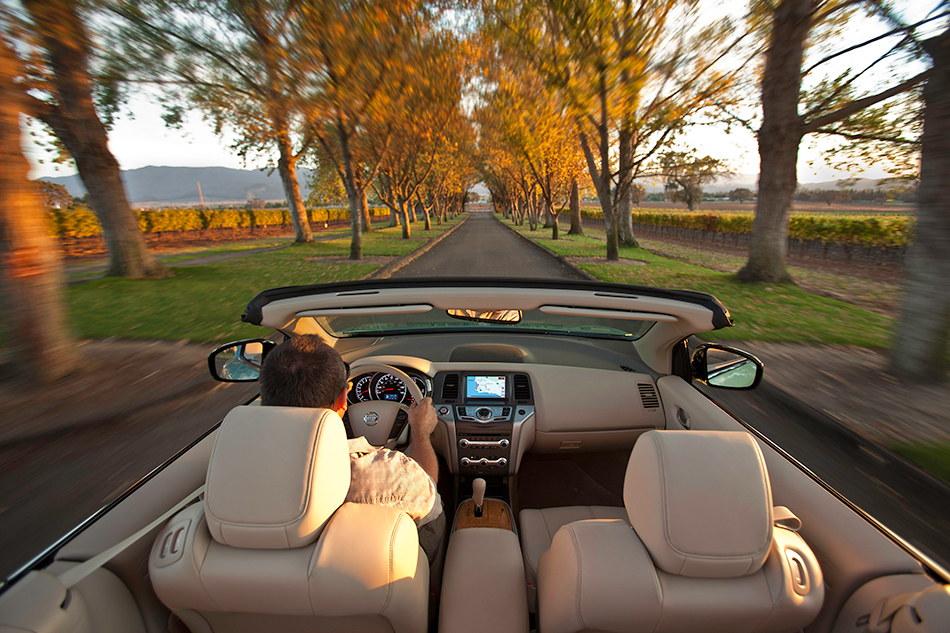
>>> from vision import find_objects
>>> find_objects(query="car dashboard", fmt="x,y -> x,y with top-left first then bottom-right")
340,333 -> 668,477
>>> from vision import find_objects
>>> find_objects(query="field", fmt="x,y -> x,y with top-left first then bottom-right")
596,200 -> 914,215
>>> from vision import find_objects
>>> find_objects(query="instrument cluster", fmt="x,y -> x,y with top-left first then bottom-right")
347,369 -> 430,405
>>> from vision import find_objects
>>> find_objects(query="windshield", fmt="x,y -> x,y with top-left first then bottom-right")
312,308 -> 656,340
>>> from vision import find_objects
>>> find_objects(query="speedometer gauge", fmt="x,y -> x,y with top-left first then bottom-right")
406,376 -> 427,404
353,375 -> 373,402
374,374 -> 407,402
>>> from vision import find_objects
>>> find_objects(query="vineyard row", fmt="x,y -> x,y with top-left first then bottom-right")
48,206 -> 392,239
578,208 -> 914,249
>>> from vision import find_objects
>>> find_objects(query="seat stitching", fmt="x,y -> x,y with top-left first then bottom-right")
380,512 -> 401,614
567,525 -> 586,631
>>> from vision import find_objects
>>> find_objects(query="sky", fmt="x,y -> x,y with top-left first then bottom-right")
23,1 -> 941,185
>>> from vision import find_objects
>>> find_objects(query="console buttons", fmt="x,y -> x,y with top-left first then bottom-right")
460,457 -> 508,468
438,406 -> 449,415
475,407 -> 493,421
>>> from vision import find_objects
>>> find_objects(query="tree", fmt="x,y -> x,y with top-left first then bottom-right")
661,152 -> 728,211
370,32 -> 466,239
109,0 -> 316,243
737,0 -> 932,283
297,0 -> 437,256
35,181 -> 71,209
7,0 -> 165,278
729,187 -> 755,202
0,35 -> 78,382
891,26 -> 950,382
489,0 -> 748,259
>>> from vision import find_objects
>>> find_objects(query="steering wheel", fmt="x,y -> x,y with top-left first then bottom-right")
344,364 -> 424,448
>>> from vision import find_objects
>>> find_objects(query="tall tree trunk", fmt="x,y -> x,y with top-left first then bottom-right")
568,178 -> 584,235
891,30 -> 950,382
25,0 -> 164,279
0,38 -> 79,382
361,188 -> 373,233
737,0 -> 809,284
338,124 -> 362,260
543,200 -> 555,228
397,200 -> 411,239
617,127 -> 638,247
421,201 -> 432,231
276,131 -> 313,243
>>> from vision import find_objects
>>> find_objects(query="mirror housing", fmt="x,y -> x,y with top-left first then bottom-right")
208,338 -> 277,382
691,344 -> 764,390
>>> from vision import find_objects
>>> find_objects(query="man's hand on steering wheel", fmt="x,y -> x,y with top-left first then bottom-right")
408,397 -> 438,438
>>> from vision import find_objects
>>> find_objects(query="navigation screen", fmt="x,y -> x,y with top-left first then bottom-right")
466,375 -> 506,399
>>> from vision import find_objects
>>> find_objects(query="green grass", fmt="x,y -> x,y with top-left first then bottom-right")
891,442 -> 950,485
67,218 -> 463,343
505,220 -> 894,348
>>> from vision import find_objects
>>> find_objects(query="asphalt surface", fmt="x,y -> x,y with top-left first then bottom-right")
391,211 -> 588,279
1,208 -> 946,582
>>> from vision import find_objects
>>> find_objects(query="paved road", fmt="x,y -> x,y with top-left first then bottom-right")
392,211 -> 587,280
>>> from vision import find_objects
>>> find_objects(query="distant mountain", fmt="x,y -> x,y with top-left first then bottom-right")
42,166 -> 314,206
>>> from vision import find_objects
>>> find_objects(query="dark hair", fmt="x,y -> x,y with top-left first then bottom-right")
259,335 -> 347,408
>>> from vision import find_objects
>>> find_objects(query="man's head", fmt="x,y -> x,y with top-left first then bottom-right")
259,335 -> 348,411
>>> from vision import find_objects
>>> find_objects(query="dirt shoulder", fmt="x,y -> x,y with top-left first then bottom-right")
724,341 -> 950,447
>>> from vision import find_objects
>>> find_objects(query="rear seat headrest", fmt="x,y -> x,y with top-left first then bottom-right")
623,430 -> 773,578
204,406 -> 350,550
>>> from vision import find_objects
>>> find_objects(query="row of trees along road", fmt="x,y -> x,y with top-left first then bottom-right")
2,0 -> 949,382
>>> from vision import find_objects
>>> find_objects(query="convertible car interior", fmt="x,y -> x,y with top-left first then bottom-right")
0,279 -> 948,633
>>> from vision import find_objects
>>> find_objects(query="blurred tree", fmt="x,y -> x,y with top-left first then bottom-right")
0,36 -> 78,381
296,0 -> 436,256
661,152 -> 728,211
479,57 -> 586,239
892,25 -> 950,382
737,0 -> 933,283
369,32 -> 467,238
488,0 -> 748,258
35,181 -> 71,209
729,187 -> 755,202
6,0 -> 165,278
108,0 -> 315,243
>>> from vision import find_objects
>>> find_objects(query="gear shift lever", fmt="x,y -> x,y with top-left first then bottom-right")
472,478 -> 486,518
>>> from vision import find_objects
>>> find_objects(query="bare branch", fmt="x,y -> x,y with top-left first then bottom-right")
803,70 -> 928,134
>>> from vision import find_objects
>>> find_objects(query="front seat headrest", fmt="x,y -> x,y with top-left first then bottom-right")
204,406 -> 350,550
623,430 -> 773,578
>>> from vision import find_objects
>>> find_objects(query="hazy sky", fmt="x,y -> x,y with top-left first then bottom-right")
24,1 -> 938,185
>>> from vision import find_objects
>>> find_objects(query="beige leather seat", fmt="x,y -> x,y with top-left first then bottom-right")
149,406 -> 429,633
520,506 -> 628,606
536,430 -> 824,633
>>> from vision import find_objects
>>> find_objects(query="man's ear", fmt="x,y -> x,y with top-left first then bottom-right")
332,387 -> 348,415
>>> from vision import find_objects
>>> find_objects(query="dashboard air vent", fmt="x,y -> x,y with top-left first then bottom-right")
442,374 -> 460,401
513,374 -> 531,401
638,383 -> 660,409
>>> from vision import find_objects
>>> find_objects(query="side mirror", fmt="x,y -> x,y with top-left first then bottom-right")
691,344 -> 764,390
208,338 -> 277,382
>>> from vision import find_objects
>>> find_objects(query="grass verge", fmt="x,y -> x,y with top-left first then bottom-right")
504,219 -> 894,347
891,442 -> 950,485
67,218 -> 464,343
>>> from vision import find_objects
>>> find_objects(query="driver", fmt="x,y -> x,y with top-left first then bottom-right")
257,335 -> 444,563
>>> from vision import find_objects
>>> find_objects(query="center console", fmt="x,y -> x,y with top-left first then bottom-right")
432,371 -> 535,476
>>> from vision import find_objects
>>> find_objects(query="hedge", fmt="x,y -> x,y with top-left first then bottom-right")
49,206 -> 390,239
579,208 -> 914,249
